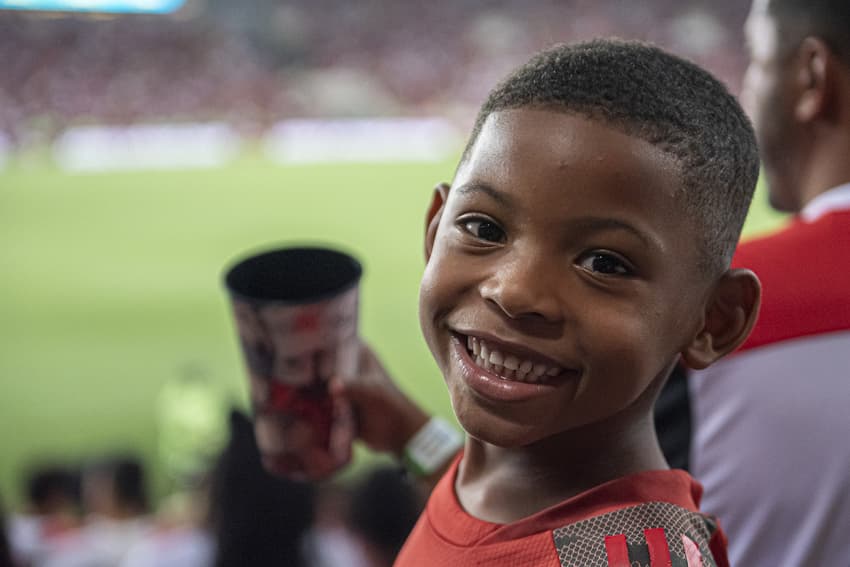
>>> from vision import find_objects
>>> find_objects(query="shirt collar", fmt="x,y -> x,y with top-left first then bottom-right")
801,182 -> 850,222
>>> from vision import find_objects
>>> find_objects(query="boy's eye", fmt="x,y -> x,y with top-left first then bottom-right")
461,218 -> 506,243
577,252 -> 633,276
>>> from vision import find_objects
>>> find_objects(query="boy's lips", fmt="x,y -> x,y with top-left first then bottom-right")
450,332 -> 580,403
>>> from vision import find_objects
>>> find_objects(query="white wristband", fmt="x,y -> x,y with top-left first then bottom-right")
402,416 -> 463,477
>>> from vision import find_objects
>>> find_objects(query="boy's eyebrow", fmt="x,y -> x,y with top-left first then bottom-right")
570,217 -> 659,249
454,183 -> 660,249
454,182 -> 514,207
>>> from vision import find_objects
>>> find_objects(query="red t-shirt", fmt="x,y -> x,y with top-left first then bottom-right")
395,456 -> 728,567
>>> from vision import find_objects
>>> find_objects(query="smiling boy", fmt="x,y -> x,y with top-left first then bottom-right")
384,39 -> 763,567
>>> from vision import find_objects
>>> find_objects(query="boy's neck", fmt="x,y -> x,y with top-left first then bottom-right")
454,414 -> 667,524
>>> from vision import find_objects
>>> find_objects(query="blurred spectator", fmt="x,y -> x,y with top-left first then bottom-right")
345,466 -> 423,567
41,456 -> 152,567
7,465 -> 80,566
210,409 -> 314,567
302,466 -> 424,567
303,481 -> 367,567
23,467 -> 78,519
81,457 -> 149,521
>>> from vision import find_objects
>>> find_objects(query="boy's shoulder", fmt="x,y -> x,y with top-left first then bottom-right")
542,469 -> 727,567
405,460 -> 728,567
552,497 -> 724,567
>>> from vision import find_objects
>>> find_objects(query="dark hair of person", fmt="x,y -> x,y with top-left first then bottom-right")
111,458 -> 149,514
25,465 -> 80,514
767,0 -> 850,65
460,39 -> 760,275
210,409 -> 315,567
347,466 -> 423,562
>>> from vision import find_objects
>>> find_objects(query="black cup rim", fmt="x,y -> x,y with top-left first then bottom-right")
224,246 -> 362,305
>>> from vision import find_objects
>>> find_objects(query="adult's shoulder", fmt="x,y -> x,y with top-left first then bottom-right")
732,211 -> 850,271
731,212 -> 850,351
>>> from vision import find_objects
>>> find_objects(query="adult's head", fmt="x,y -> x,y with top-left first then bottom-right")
742,0 -> 850,211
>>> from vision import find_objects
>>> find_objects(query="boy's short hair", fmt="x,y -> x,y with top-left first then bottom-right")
460,39 -> 759,275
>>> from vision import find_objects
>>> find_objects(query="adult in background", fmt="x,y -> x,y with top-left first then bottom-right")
658,0 -> 850,565
7,465 -> 80,566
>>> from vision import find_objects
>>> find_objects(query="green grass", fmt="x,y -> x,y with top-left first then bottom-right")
0,153 -> 786,508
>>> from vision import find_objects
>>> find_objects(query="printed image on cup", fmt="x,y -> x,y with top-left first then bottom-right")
224,246 -> 362,481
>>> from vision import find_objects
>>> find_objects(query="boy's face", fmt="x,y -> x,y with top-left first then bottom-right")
419,109 -> 712,448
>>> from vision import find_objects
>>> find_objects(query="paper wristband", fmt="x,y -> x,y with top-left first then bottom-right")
402,416 -> 464,477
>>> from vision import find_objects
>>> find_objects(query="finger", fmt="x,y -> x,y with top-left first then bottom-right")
335,340 -> 371,387
329,376 -> 345,396
330,373 -> 376,407
357,340 -> 378,374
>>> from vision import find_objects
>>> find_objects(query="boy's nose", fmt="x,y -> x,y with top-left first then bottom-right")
479,257 -> 564,323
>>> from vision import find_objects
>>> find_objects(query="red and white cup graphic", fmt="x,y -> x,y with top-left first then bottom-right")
224,247 -> 361,480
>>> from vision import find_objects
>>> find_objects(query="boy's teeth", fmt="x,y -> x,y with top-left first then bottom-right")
466,336 -> 565,382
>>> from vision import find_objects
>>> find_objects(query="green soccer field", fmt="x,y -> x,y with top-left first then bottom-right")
0,153 -> 787,508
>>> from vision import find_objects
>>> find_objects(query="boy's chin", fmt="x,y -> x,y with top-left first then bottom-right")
456,412 -> 548,450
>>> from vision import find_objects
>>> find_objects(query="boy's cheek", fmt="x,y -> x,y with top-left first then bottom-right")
420,246 -> 466,295
582,310 -> 671,378
418,266 -> 445,333
418,263 -> 441,308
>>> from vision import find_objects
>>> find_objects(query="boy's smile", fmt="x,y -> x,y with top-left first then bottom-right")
419,109 -> 710,449
450,330 -> 581,403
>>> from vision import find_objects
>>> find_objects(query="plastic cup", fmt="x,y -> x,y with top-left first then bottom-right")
224,246 -> 361,480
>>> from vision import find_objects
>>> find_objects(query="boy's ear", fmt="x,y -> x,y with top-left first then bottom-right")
424,182 -> 450,261
681,269 -> 761,370
793,37 -> 831,123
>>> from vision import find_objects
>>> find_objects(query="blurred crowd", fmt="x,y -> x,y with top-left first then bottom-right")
0,14 -> 278,146
0,0 -> 749,147
2,410 -> 423,567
